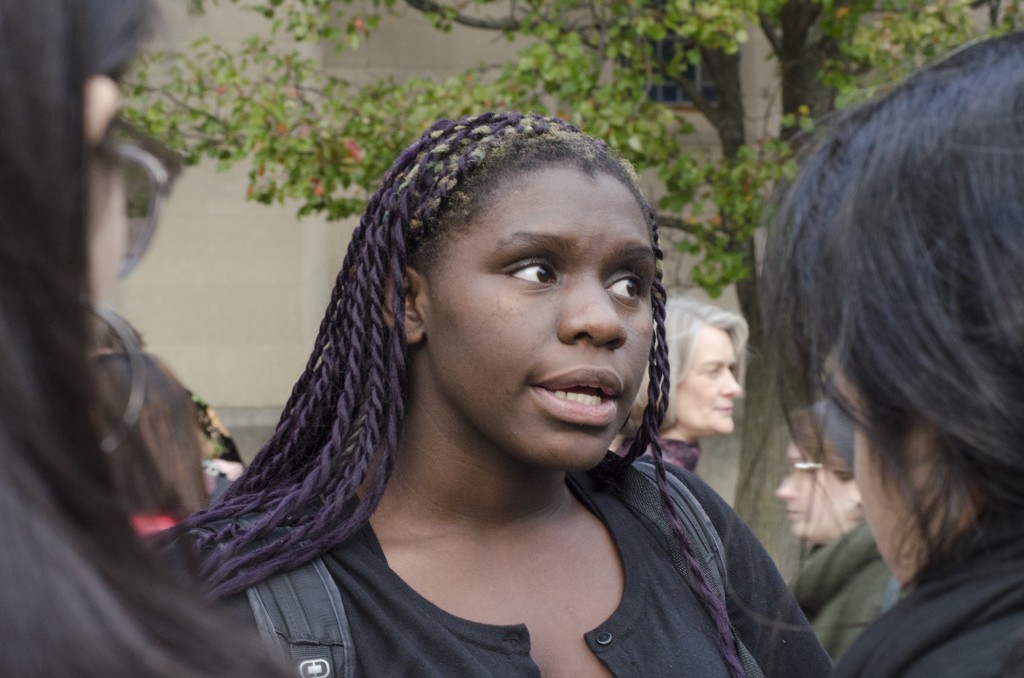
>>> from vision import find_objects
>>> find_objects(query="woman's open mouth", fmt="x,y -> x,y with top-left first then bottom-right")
534,385 -> 618,427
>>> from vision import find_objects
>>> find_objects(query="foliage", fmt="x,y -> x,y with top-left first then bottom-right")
130,0 -> 1018,297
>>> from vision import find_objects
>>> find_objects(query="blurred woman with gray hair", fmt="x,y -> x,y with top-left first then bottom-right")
618,297 -> 747,470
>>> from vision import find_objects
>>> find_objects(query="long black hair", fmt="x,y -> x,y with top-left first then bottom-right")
189,111 -> 747,676
0,0 -> 285,674
763,32 -> 1024,585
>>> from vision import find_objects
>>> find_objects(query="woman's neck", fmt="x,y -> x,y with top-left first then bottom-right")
658,423 -> 698,445
375,432 -> 573,532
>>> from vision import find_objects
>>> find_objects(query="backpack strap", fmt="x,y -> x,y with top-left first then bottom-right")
624,460 -> 765,678
193,514 -> 355,678
245,555 -> 355,678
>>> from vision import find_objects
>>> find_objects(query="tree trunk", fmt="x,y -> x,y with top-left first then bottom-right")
700,45 -> 800,573
733,265 -> 802,577
718,0 -> 841,578
778,0 -> 839,146
703,49 -> 746,158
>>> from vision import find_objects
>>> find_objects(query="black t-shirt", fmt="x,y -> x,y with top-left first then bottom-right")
222,467 -> 831,677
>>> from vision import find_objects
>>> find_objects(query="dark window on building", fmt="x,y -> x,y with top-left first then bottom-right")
647,36 -> 718,105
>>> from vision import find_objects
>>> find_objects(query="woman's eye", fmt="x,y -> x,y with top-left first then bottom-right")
512,263 -> 556,284
608,277 -> 640,298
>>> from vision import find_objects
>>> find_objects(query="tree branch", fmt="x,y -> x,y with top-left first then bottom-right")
759,13 -> 782,58
137,85 -> 232,134
660,56 -> 717,124
655,213 -> 699,235
403,0 -> 522,31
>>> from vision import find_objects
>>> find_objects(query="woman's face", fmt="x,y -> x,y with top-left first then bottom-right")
402,165 -> 656,472
838,374 -> 932,585
664,324 -> 742,443
853,424 -> 939,585
775,442 -> 862,545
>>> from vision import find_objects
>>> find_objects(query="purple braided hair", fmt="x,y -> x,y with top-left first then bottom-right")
184,111 -> 744,676
612,276 -> 746,678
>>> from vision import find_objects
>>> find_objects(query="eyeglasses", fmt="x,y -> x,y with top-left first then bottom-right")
94,303 -> 147,454
109,122 -> 181,277
113,143 -> 172,276
786,460 -> 825,476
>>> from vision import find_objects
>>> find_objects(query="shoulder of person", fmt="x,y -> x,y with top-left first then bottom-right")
160,518 -> 268,627
657,462 -> 751,545
650,461 -> 833,677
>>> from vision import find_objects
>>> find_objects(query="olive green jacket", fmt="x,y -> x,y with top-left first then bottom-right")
792,521 -> 894,662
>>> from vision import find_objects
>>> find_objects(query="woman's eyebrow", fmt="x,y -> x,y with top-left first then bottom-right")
617,244 -> 658,267
697,359 -> 737,369
494,232 -> 654,258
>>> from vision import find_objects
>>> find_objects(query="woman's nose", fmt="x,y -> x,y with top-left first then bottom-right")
722,370 -> 743,398
556,283 -> 627,349
775,476 -> 797,501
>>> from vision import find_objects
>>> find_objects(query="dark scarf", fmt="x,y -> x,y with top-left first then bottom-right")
654,438 -> 702,471
834,523 -> 1024,678
616,437 -> 702,471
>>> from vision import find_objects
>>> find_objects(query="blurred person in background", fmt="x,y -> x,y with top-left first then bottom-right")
775,401 -> 893,662
618,296 -> 747,470
96,312 -> 247,507
96,351 -> 210,533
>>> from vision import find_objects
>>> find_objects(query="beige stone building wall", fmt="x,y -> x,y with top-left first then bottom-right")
119,1 -> 779,502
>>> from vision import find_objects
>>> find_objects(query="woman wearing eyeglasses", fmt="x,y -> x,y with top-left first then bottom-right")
774,402 -> 894,662
0,0 -> 286,674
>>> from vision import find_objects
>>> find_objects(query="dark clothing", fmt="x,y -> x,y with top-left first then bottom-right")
618,437 -> 702,471
792,522 -> 891,662
654,438 -> 702,471
834,524 -> 1024,678
221,465 -> 830,677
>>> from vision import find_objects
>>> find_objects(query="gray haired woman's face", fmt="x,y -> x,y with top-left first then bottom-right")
662,324 -> 742,443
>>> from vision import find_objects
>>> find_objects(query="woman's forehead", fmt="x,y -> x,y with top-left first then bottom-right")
786,441 -> 804,458
459,167 -> 650,244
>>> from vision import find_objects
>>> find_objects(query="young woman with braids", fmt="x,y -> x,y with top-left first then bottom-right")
186,112 -> 829,676
0,0 -> 288,674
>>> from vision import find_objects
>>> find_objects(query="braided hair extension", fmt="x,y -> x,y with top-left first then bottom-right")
184,111 -> 744,675
612,283 -> 746,678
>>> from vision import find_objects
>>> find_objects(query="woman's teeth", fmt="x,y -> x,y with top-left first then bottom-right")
552,390 -> 602,406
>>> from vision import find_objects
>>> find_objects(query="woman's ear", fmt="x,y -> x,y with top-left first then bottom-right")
402,267 -> 429,345
379,267 -> 429,342
84,76 -> 120,145
844,480 -> 864,523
